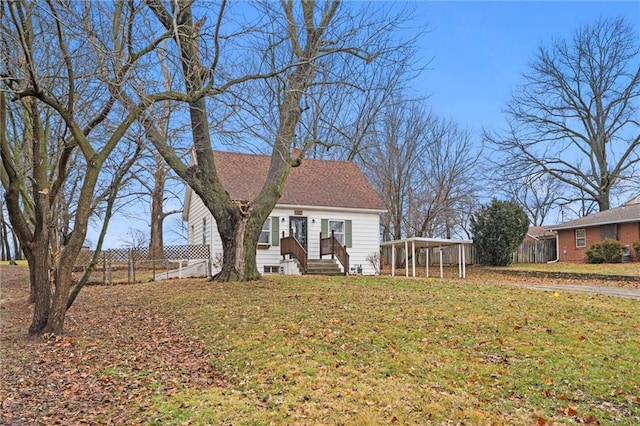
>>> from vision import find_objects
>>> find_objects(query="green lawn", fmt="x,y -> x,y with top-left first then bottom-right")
149,274 -> 640,425
501,262 -> 640,276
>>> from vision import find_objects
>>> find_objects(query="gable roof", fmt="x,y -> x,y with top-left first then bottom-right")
549,198 -> 640,231
526,226 -> 557,240
186,151 -> 385,214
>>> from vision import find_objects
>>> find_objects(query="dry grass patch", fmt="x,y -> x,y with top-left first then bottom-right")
501,262 -> 640,276
151,275 -> 640,425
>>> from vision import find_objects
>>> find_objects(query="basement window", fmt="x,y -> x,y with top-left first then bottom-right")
263,265 -> 280,274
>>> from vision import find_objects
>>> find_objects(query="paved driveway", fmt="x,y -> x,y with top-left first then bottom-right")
520,284 -> 640,300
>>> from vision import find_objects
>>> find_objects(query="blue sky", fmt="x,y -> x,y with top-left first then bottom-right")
406,1 -> 639,135
93,1 -> 639,248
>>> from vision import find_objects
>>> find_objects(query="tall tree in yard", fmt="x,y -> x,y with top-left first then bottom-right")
0,1 -> 177,334
360,98 -> 480,242
142,0 -> 416,281
496,173 -> 563,226
470,199 -> 530,266
148,152 -> 183,259
136,56 -> 186,260
485,17 -> 640,212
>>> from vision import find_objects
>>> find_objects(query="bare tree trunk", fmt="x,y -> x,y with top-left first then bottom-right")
46,250 -> 76,334
11,186 -> 53,334
12,226 -> 21,261
28,243 -> 51,334
0,215 -> 6,261
215,212 -> 262,281
148,158 -> 167,259
45,163 -> 99,334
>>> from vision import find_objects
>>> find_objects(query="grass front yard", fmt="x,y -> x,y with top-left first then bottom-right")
1,266 -> 639,425
154,274 -> 639,425
501,262 -> 640,276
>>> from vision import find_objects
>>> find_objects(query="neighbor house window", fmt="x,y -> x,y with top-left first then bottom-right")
258,218 -> 271,245
329,220 -> 345,245
575,228 -> 586,248
600,224 -> 617,240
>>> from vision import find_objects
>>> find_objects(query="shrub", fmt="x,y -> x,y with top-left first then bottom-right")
585,239 -> 625,263
470,199 -> 529,266
366,252 -> 380,275
633,241 -> 640,261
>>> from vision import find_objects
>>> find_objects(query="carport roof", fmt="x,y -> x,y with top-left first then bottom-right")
380,237 -> 473,248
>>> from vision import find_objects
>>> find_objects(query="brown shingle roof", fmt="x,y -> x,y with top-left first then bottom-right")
526,226 -> 557,240
212,151 -> 385,210
549,200 -> 640,230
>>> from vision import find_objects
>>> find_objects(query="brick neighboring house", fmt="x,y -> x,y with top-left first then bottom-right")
549,196 -> 640,263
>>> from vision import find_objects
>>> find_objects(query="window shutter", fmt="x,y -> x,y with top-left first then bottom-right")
271,217 -> 279,246
345,220 -> 352,248
321,219 -> 328,238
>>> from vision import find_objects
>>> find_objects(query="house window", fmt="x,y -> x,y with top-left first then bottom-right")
202,218 -> 207,245
575,228 -> 586,248
600,224 -> 617,240
329,220 -> 345,245
258,218 -> 271,245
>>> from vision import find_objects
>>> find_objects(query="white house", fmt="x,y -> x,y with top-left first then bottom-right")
183,151 -> 385,276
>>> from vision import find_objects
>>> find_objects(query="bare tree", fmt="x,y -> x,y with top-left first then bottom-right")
410,118 -> 480,239
139,0 -> 418,281
498,173 -> 563,226
121,228 -> 148,250
0,193 -> 16,262
485,17 -> 640,212
361,99 -> 481,242
360,100 -> 431,241
0,1 -> 175,334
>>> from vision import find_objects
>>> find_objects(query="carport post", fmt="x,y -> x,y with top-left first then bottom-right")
462,244 -> 466,278
391,243 -> 396,277
405,240 -> 409,277
426,247 -> 430,278
412,240 -> 416,277
439,246 -> 443,278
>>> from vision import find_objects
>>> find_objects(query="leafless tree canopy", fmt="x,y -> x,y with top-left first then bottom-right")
485,17 -> 640,212
361,99 -> 481,242
0,1 -> 173,334
135,1 -> 422,282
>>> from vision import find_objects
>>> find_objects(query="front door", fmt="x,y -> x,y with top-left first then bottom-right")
289,216 -> 308,250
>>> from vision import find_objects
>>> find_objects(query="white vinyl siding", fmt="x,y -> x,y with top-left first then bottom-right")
202,218 -> 207,245
186,191 -> 382,275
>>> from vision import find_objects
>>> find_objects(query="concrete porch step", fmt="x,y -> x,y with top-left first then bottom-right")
305,259 -> 344,276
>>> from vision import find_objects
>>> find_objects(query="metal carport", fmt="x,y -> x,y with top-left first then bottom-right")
380,237 -> 473,279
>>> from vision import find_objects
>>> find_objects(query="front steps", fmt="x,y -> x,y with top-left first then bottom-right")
305,259 -> 344,276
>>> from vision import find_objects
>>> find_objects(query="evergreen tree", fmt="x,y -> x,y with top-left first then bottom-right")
470,199 -> 529,266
